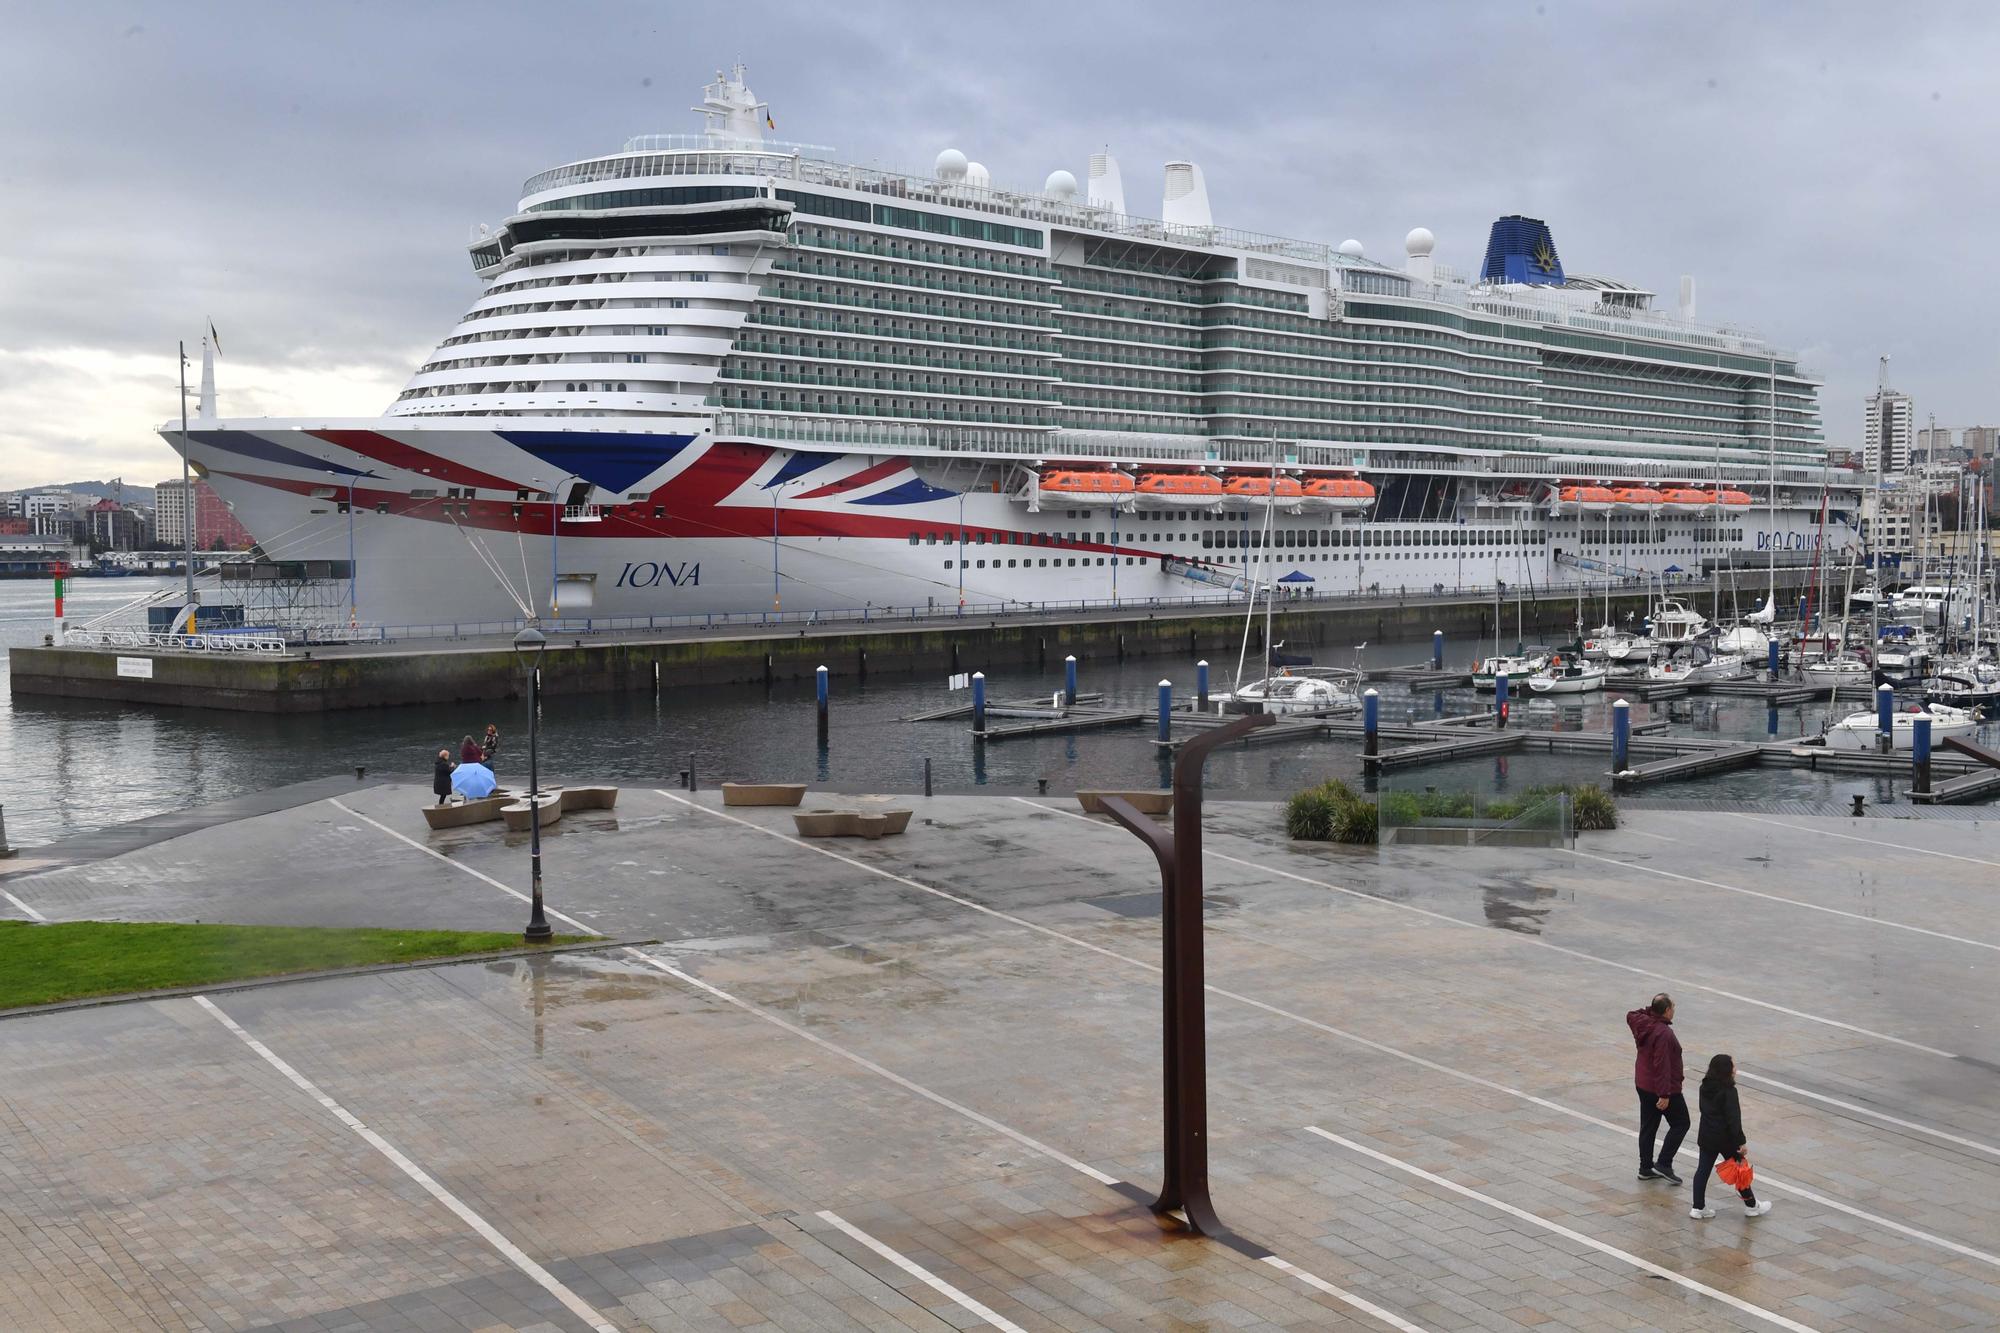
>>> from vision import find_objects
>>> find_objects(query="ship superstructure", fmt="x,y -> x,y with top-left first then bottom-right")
165,64 -> 1860,628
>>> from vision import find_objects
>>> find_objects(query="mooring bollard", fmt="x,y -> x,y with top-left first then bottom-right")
1912,716 -> 1932,796
688,754 -> 697,793
1431,630 -> 1444,670
1158,679 -> 1173,744
1363,688 -> 1379,758
1876,683 -> 1895,752
816,664 -> 829,733
1197,659 -> 1209,709
923,757 -> 933,797
1064,654 -> 1077,706
1494,672 -> 1510,729
1851,793 -> 1866,817
1766,639 -> 1780,678
354,765 -> 366,781
972,671 -> 987,736
1611,698 -> 1631,771
0,803 -> 12,859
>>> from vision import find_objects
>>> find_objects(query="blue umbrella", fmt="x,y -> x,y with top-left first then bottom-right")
451,761 -> 497,799
1277,570 -> 1315,583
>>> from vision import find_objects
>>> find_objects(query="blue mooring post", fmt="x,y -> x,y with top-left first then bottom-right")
1611,697 -> 1631,772
1876,683 -> 1895,751
1494,672 -> 1510,729
972,671 -> 987,736
1363,688 -> 1380,758
1064,654 -> 1077,706
1197,659 -> 1209,709
816,664 -> 829,734
1431,630 -> 1443,670
1912,716 -> 1932,796
1767,638 -> 1780,678
1158,679 -> 1173,744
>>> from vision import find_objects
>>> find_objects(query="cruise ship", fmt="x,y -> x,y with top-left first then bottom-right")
164,64 -> 1862,629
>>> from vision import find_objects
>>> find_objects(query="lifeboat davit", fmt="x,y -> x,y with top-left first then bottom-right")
1037,469 -> 1134,507
1719,489 -> 1754,507
1658,486 -> 1710,511
1300,477 -> 1376,513
1612,487 -> 1666,512
1222,475 -> 1305,509
1135,471 -> 1224,509
1561,485 -> 1618,513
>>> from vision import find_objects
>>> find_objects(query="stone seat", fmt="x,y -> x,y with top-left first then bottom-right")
498,784 -> 621,831
792,808 -> 913,839
1076,790 -> 1172,816
722,782 -> 808,807
422,790 -> 515,829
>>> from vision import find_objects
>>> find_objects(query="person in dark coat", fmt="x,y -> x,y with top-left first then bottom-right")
432,749 -> 454,805
1627,993 -> 1688,1184
1691,1054 -> 1773,1219
481,724 -> 500,770
459,734 -> 483,765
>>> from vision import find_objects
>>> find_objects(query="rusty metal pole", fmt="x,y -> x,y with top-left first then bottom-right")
1101,711 -> 1272,1237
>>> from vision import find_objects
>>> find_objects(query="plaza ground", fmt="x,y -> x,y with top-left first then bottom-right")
1,781 -> 1996,1331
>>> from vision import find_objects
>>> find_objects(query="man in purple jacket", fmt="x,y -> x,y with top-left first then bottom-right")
1627,993 -> 1687,1185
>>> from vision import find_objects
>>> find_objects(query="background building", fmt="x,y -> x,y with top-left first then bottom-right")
154,477 -> 254,550
85,499 -> 154,551
1864,386 -> 1914,475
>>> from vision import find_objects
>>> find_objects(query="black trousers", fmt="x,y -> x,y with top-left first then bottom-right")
1637,1089 -> 1689,1171
1693,1146 -> 1757,1209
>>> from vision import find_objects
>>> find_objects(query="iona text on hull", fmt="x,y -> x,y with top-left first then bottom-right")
161,62 -> 1863,632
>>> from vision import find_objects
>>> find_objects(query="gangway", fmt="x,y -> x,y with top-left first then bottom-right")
1163,557 -> 1258,596
1554,551 -> 1649,580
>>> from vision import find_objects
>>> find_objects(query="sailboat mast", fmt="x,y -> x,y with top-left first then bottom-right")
1766,355 -> 1777,618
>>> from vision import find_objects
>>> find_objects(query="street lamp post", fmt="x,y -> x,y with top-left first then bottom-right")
513,626 -> 552,942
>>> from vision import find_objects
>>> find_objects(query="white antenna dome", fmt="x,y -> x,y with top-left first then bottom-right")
1044,169 -> 1079,200
965,161 -> 990,188
935,148 -> 968,181
1338,238 -> 1365,258
1404,227 -> 1435,257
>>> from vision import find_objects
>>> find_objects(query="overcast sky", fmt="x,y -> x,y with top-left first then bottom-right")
4,1 -> 1995,489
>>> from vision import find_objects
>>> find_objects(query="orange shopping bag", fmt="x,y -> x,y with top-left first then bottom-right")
1715,1155 -> 1754,1190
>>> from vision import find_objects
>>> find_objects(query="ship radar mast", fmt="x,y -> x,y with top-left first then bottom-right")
694,62 -> 768,145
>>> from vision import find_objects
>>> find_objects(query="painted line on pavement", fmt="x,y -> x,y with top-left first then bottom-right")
815,1210 -> 1029,1333
1257,1256 -> 1432,1333
1304,1127 -> 1821,1333
1732,813 -> 2000,870
327,797 -> 600,936
659,791 -> 1999,1272
2,890 -> 47,922
1566,846 -> 2000,952
195,995 -> 619,1333
1739,1072 -> 2000,1161
1020,796 -> 1959,1059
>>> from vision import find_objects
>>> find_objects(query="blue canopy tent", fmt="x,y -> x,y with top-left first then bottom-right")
1277,570 -> 1315,583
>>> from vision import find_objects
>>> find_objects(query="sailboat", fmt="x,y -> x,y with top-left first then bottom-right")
1825,701 -> 1979,750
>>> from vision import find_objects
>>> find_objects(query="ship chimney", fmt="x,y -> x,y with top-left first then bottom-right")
1087,151 -> 1125,214
1677,275 -> 1696,322
1404,227 -> 1436,284
1161,161 -> 1211,228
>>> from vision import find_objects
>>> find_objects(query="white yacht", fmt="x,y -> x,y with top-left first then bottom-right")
1526,657 -> 1607,694
1825,702 -> 1979,751
1213,667 -> 1361,716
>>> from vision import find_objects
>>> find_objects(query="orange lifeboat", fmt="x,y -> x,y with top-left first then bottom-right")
1037,469 -> 1134,508
1222,474 -> 1305,508
1135,471 -> 1224,509
1658,486 -> 1709,511
1301,477 -> 1376,512
1719,489 -> 1754,507
1559,485 -> 1616,513
1612,487 -> 1666,511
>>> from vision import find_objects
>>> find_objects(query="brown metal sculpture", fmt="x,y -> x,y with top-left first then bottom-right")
1100,711 -> 1273,1236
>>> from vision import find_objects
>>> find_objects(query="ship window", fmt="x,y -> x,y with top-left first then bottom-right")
1008,559 -> 1018,568
653,507 -> 664,519
908,533 -> 919,544
925,533 -> 937,545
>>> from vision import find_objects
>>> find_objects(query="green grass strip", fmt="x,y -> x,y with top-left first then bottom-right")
0,920 -> 584,1009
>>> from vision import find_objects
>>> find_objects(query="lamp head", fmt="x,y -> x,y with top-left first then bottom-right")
512,625 -> 547,669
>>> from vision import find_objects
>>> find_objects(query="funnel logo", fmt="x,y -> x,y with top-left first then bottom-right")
1533,239 -> 1559,274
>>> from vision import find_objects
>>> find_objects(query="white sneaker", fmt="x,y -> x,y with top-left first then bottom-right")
1744,1201 -> 1773,1217
1689,1207 -> 1716,1219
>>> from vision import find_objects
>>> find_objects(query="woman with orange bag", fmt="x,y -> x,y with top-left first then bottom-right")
1691,1053 -> 1773,1220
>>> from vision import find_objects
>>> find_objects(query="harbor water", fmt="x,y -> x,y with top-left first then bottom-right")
3,575 -> 1993,847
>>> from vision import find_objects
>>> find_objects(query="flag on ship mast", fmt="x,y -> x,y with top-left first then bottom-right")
765,111 -> 775,130
208,320 -> 222,355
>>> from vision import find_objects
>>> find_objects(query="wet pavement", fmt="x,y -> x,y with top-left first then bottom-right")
1,782 -> 1997,1330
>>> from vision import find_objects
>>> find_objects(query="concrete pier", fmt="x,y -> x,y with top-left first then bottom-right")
10,576 -> 1806,712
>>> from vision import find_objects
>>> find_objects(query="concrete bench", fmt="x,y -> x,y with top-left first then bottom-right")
1076,790 -> 1172,816
423,791 -> 515,829
721,782 -> 808,807
792,808 -> 913,839
499,784 -> 620,832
